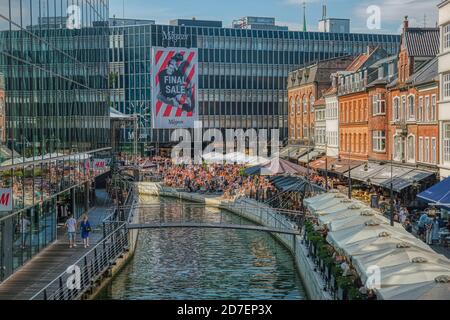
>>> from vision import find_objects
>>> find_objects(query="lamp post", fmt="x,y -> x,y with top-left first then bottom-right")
390,155 -> 394,227
348,146 -> 352,199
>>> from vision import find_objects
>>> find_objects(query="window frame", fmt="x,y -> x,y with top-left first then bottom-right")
372,130 -> 386,152
407,94 -> 415,120
407,134 -> 415,163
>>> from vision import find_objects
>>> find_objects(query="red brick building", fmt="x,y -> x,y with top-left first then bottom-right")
367,56 -> 398,162
338,47 -> 390,161
387,18 -> 440,171
287,56 -> 354,145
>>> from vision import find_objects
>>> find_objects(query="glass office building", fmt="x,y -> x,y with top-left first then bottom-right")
109,20 -> 400,151
0,0 -> 110,282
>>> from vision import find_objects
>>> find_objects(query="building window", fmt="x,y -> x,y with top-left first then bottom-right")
418,137 -> 424,163
431,95 -> 437,121
432,137 -> 437,165
303,126 -> 309,139
303,96 -> 308,114
407,135 -> 415,162
290,99 -> 295,115
425,96 -> 430,122
443,73 -> 450,100
444,23 -> 450,51
372,94 -> 385,115
408,95 -> 415,120
418,97 -> 424,122
372,131 -> 386,152
393,97 -> 400,121
401,96 -> 406,121
296,97 -> 301,114
393,135 -> 403,161
310,95 -> 315,113
425,137 -> 430,163
445,124 -> 450,163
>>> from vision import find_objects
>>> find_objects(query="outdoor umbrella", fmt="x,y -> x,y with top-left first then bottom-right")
376,259 -> 450,300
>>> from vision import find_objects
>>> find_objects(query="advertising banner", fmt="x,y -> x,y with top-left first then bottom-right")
151,47 -> 198,129
92,159 -> 108,170
0,188 -> 13,212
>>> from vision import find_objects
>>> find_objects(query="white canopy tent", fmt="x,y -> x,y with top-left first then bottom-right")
202,152 -> 269,166
304,192 -> 450,300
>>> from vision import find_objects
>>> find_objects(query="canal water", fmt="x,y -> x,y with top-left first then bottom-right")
98,196 -> 307,300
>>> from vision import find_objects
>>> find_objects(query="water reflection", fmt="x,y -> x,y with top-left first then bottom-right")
99,197 -> 306,300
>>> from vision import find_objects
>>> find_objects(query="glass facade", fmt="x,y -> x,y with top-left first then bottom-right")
0,0 -> 110,282
109,23 -> 400,148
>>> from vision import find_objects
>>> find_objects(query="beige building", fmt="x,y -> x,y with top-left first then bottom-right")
438,0 -> 450,178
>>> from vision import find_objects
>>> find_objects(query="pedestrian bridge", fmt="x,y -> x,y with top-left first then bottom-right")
126,222 -> 301,235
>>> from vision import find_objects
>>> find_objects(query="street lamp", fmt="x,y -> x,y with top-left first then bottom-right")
348,146 -> 352,199
390,155 -> 394,226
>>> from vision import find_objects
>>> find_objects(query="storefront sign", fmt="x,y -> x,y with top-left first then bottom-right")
162,31 -> 189,43
93,159 -> 107,170
0,188 -> 13,212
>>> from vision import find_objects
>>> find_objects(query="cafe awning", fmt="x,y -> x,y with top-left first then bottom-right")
344,162 -> 385,181
279,145 -> 311,159
309,156 -> 337,171
345,162 -> 436,192
417,177 -> 450,209
298,150 -> 323,164
381,169 -> 435,192
269,175 -> 325,193
330,159 -> 364,174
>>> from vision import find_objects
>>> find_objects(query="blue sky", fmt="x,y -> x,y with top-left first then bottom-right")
110,0 -> 440,34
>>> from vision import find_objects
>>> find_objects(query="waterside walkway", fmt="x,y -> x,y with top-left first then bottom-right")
0,190 -> 113,300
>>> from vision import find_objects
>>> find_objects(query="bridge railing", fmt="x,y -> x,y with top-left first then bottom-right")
30,186 -> 138,301
30,223 -> 129,300
102,185 -> 136,236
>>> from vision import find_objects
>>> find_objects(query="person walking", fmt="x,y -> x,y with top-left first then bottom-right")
65,214 -> 78,248
80,215 -> 92,248
431,216 -> 440,245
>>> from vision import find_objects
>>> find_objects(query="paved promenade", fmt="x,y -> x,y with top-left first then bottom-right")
0,190 -> 113,300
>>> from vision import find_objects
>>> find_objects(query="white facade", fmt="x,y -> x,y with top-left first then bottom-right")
325,94 -> 339,157
438,0 -> 450,178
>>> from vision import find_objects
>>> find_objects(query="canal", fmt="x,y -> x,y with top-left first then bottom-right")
98,196 -> 307,300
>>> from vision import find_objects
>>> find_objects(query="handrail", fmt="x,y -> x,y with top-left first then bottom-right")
30,223 -> 128,300
30,185 -> 137,300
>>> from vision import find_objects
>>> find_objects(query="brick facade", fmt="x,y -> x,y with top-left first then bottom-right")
339,92 -> 369,161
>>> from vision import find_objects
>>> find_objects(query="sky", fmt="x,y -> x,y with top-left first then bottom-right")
109,0 -> 441,34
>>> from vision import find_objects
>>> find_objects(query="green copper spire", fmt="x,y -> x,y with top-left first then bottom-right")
302,2 -> 307,32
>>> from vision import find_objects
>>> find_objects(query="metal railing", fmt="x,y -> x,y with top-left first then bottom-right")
30,224 -> 129,300
30,186 -> 137,301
